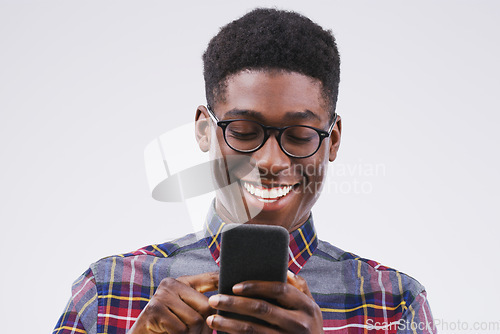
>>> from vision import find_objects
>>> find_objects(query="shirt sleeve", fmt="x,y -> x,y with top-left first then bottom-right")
52,268 -> 99,334
397,290 -> 436,334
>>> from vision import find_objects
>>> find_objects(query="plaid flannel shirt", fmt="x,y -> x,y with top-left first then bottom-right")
54,205 -> 435,333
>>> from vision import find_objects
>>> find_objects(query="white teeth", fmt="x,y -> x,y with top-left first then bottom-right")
242,182 -> 294,201
257,198 -> 277,203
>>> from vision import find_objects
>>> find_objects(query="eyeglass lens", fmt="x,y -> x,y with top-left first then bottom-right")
224,120 -> 321,157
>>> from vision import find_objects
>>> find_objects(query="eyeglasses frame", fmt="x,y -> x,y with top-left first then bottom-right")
206,105 -> 338,159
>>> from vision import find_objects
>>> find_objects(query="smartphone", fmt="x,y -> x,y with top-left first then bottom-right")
218,223 -> 289,328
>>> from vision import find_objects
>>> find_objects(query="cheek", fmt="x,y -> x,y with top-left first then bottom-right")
300,156 -> 328,182
209,127 -> 226,159
316,161 -> 328,179
209,128 -> 230,187
313,148 -> 330,181
297,157 -> 329,201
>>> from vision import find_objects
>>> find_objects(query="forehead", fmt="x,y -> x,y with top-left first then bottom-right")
218,70 -> 330,124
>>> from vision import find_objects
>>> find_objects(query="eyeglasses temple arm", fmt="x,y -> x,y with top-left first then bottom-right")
327,113 -> 338,135
206,105 -> 219,123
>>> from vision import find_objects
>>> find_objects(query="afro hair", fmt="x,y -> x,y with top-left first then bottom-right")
203,8 -> 341,118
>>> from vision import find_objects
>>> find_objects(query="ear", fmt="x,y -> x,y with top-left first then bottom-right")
328,115 -> 342,162
195,105 -> 212,152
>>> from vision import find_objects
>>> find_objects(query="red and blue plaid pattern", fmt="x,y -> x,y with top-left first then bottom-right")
54,205 -> 435,333
204,210 -> 318,274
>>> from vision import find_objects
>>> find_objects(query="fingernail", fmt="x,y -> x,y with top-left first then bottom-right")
206,315 -> 214,326
233,283 -> 243,293
208,294 -> 220,306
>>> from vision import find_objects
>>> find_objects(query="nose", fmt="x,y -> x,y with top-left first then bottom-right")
252,133 -> 291,177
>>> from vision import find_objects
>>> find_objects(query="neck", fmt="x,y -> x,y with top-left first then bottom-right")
214,198 -> 309,233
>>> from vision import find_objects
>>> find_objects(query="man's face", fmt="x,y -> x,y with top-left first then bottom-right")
196,70 -> 341,232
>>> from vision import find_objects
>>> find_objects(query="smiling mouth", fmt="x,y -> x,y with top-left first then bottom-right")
242,181 -> 297,203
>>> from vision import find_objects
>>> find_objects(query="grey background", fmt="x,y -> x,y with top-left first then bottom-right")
1,1 -> 499,332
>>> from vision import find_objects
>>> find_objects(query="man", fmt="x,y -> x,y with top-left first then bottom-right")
54,8 -> 435,334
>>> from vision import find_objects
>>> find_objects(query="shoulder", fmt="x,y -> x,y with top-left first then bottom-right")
311,238 -> 425,300
101,231 -> 204,260
115,231 -> 206,259
88,231 -> 211,282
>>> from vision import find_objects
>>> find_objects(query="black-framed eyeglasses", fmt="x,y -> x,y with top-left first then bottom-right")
207,105 -> 338,159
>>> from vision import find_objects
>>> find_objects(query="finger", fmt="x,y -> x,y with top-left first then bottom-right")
208,294 -> 293,330
287,271 -> 314,299
232,280 -> 315,312
206,314 -> 281,334
200,320 -> 213,334
135,301 -> 187,333
177,271 -> 219,293
157,277 -> 215,330
161,294 -> 212,333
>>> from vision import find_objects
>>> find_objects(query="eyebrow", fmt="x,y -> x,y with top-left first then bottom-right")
224,108 -> 321,122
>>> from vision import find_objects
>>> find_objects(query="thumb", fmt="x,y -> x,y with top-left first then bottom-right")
177,271 -> 219,293
287,271 -> 313,299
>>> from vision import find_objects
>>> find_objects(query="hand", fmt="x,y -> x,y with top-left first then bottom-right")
206,271 -> 324,333
129,271 -> 219,334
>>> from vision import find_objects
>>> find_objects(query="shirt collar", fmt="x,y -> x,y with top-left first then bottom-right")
204,201 -> 318,275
